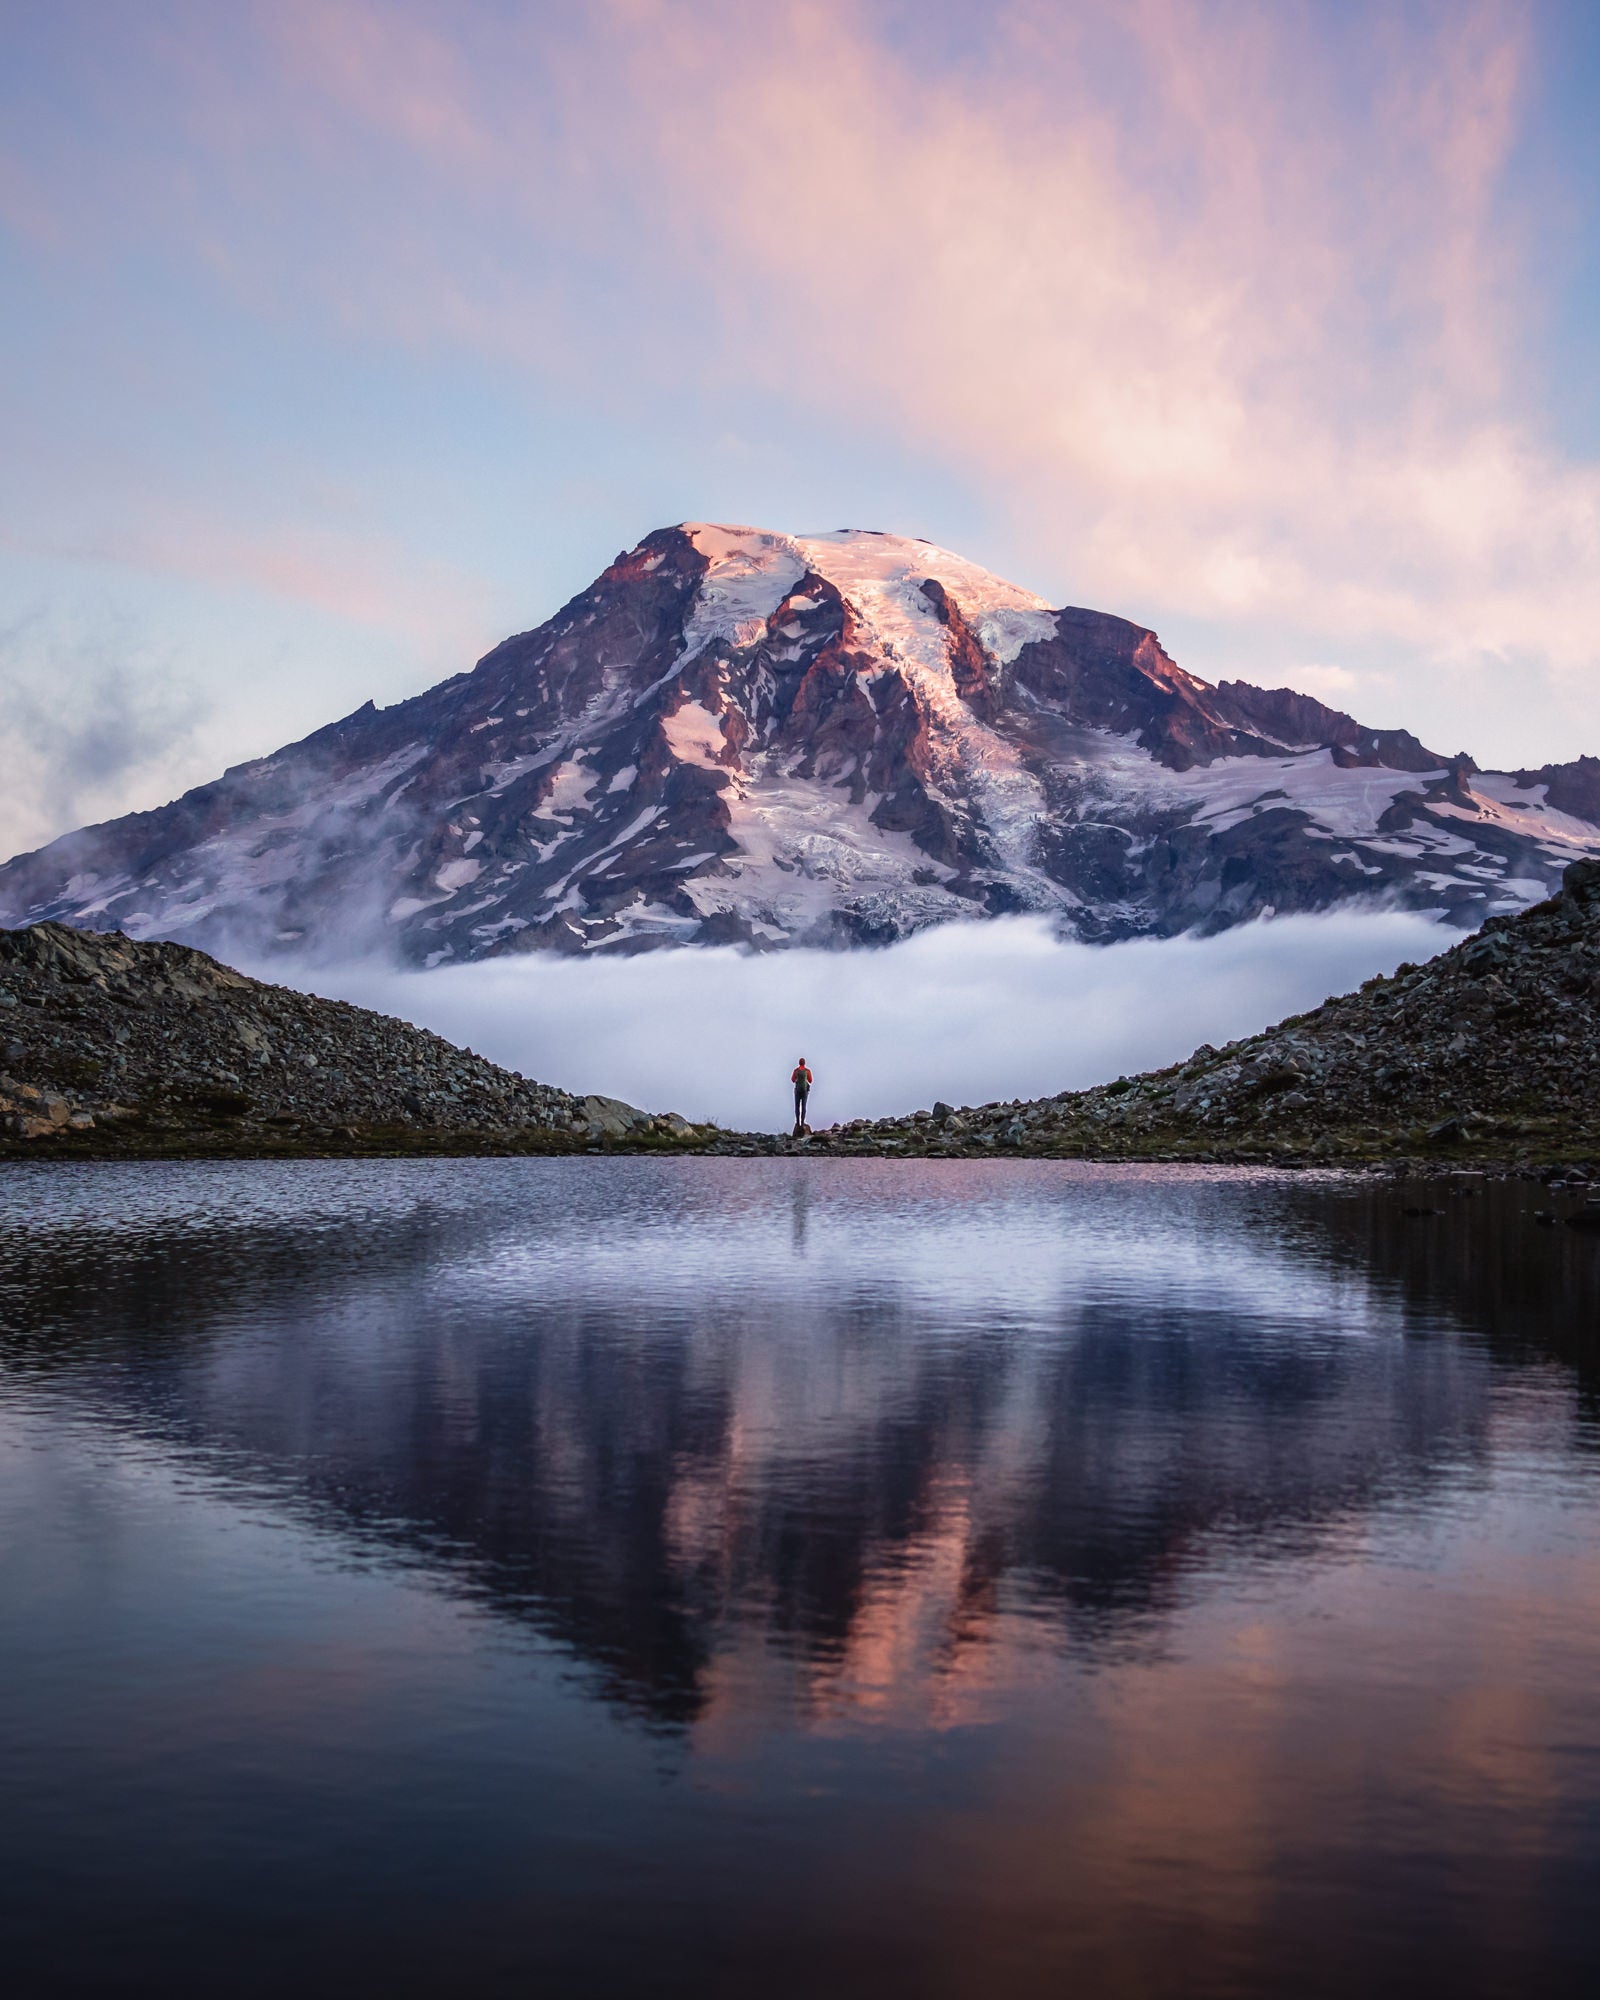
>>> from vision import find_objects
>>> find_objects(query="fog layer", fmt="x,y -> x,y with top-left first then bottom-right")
272,911 -> 1450,1132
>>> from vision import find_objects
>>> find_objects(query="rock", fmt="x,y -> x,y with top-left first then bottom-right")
1564,857 -> 1600,905
0,921 -> 675,1158
581,1094 -> 647,1138
1246,1062 -> 1304,1096
1461,936 -> 1510,976
850,847 -> 1599,1164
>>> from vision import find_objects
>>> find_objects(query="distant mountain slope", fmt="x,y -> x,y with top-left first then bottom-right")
3,524 -> 1597,962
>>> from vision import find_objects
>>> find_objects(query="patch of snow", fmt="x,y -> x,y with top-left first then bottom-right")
1441,773 -> 1600,854
606,765 -> 637,794
975,605 -> 1061,664
481,750 -> 559,797
1177,750 -> 1442,839
681,525 -> 806,661
1360,827 -> 1479,860
591,806 -> 664,861
65,873 -> 137,918
435,858 -> 483,892
426,893 -> 501,926
543,759 -> 599,811
661,700 -> 727,769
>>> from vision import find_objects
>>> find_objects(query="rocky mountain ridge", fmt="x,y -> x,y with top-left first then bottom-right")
0,923 -> 701,1156
801,858 -> 1600,1172
3,524 -> 1598,963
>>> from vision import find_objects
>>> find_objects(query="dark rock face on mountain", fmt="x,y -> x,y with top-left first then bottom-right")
0,923 -> 696,1155
819,858 -> 1600,1167
3,524 -> 1597,963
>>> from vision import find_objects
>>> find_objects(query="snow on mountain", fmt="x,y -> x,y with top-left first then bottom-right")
3,522 -> 1598,964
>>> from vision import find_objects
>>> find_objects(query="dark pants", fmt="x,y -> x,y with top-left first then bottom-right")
794,1089 -> 809,1126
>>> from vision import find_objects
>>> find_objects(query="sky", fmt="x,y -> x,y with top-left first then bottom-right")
2,0 -> 1600,867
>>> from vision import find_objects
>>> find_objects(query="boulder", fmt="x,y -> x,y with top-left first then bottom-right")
1564,857 -> 1600,905
581,1094 -> 646,1139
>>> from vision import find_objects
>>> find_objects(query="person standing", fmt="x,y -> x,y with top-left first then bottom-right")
790,1057 -> 813,1134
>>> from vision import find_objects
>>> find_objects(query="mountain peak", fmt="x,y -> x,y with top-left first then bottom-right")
2,521 -> 1597,963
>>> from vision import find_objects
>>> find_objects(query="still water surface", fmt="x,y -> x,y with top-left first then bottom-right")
1,1159 -> 1598,1997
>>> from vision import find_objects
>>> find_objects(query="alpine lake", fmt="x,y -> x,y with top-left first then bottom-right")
2,1157 -> 1598,1998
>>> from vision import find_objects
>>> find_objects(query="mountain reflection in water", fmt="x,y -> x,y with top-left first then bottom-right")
1,1159 -> 1597,1998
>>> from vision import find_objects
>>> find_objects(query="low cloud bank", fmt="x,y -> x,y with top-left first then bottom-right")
278,911 -> 1451,1133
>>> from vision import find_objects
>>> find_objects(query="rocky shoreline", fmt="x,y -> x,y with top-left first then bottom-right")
0,923 -> 711,1158
778,856 -> 1600,1179
3,857 -> 1598,1178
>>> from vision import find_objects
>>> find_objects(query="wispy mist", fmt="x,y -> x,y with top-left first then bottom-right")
280,910 -> 1450,1131
0,607 -> 210,859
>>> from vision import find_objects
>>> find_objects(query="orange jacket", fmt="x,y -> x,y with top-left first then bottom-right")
791,1065 -> 813,1088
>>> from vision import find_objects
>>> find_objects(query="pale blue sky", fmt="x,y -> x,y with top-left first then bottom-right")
3,0 -> 1599,859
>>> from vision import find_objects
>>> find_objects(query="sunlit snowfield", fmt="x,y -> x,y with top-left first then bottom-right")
2,1158 -> 1598,1997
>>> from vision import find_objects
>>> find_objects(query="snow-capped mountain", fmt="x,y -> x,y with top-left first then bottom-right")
4,523 -> 1599,963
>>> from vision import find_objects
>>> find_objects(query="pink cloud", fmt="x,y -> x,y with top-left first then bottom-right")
189,0 -> 1600,682
12,1 -> 1599,739
0,511 -> 490,650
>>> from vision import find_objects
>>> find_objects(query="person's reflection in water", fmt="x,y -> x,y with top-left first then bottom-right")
791,1176 -> 811,1255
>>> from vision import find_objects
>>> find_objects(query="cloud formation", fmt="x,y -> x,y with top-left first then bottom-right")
0,608 -> 211,859
290,909 -> 1448,1129
240,0 -> 1600,679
